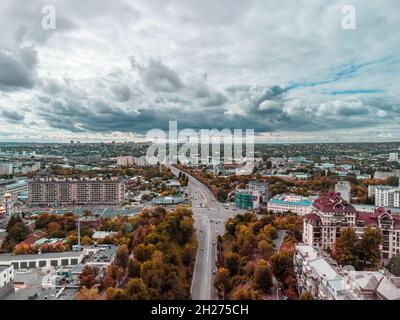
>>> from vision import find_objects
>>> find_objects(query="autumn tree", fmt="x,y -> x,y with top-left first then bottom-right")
270,250 -> 293,281
126,278 -> 150,300
75,288 -> 100,300
299,291 -> 314,300
115,244 -> 129,269
127,258 -> 141,278
79,265 -> 99,288
254,259 -> 273,293
224,252 -> 240,276
214,267 -> 231,294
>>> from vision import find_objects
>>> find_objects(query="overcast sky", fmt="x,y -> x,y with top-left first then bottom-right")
0,0 -> 399,143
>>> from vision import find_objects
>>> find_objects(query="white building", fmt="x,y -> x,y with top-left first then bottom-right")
0,264 -> 14,298
294,245 -> 400,300
368,185 -> 400,208
0,251 -> 84,269
267,194 -> 313,216
335,180 -> 351,202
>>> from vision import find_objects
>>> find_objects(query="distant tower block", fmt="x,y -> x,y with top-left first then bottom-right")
4,192 -> 13,216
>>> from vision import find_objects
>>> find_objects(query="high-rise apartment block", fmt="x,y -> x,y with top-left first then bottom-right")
28,177 -> 124,206
368,185 -> 400,208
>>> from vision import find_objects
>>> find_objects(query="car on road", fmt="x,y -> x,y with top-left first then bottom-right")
200,247 -> 204,251
212,241 -> 216,245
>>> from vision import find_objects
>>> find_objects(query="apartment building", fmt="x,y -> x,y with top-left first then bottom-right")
355,207 -> 400,259
303,192 -> 400,259
116,156 -> 135,167
303,191 -> 357,249
368,185 -> 400,208
247,181 -> 269,202
28,177 -> 125,206
294,245 -> 400,300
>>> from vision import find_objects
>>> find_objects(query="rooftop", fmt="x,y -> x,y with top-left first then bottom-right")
0,251 -> 83,262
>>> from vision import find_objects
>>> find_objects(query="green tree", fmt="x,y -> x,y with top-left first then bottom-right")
254,260 -> 273,293
333,228 -> 360,267
388,255 -> 400,276
359,227 -> 382,267
216,188 -> 228,202
387,176 -> 399,186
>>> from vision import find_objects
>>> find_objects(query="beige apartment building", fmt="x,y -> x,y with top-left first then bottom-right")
28,177 -> 124,206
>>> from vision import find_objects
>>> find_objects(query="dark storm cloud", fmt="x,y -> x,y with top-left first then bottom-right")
134,58 -> 184,93
111,85 -> 132,102
0,47 -> 38,89
2,110 -> 25,123
0,0 -> 399,142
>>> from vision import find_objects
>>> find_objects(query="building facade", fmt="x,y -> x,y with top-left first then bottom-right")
28,177 -> 125,207
267,194 -> 312,216
303,192 -> 400,259
0,264 -> 14,299
303,192 -> 357,249
368,185 -> 400,208
294,245 -> 400,300
235,189 -> 260,210
116,156 -> 135,167
247,181 -> 269,202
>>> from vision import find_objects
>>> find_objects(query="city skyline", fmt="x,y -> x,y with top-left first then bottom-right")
0,0 -> 399,143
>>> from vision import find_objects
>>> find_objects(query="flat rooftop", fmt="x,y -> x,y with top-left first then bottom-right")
0,251 -> 83,262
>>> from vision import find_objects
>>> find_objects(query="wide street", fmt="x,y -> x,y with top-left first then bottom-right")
169,166 -> 246,300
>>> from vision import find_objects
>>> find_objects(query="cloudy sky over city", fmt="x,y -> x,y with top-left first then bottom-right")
0,0 -> 399,142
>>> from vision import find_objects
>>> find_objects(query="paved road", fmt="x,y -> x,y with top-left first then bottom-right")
169,166 -> 246,300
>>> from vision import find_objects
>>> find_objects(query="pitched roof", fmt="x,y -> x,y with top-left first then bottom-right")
313,191 -> 356,213
18,230 -> 47,246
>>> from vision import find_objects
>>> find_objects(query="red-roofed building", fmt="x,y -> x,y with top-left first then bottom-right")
303,192 -> 357,249
303,191 -> 400,259
18,230 -> 47,246
356,207 -> 400,259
